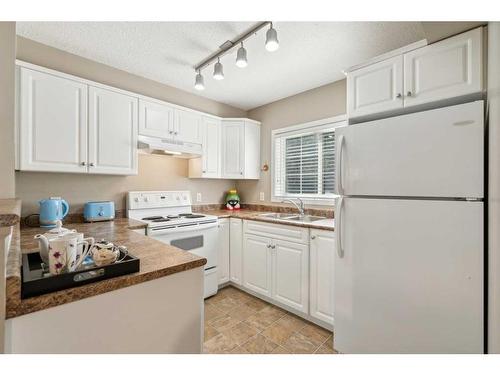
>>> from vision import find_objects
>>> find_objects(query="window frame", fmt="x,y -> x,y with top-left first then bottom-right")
271,115 -> 347,206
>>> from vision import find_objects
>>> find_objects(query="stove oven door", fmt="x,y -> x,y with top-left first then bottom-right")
147,222 -> 218,270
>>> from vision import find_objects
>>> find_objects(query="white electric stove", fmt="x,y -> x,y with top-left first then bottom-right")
127,191 -> 219,298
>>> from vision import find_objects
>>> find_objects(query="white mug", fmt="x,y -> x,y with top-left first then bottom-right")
62,232 -> 95,265
48,237 -> 89,275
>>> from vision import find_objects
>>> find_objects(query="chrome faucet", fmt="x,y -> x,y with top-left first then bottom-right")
281,198 -> 305,216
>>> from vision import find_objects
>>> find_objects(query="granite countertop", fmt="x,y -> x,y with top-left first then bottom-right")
0,198 -> 21,227
5,218 -> 206,319
199,209 -> 335,231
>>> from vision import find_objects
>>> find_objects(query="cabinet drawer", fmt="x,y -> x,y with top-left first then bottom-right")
243,220 -> 309,244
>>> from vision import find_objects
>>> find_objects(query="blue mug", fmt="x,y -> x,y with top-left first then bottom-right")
39,198 -> 69,228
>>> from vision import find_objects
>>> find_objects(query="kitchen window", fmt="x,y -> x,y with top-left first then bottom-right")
272,116 -> 346,205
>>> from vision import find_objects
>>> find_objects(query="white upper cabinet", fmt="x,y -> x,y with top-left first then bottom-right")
138,99 -> 175,139
174,109 -> 202,144
310,229 -> 335,326
221,120 -> 245,178
347,27 -> 484,120
188,116 -> 221,178
88,86 -> 138,175
19,68 -> 88,173
347,56 -> 404,118
403,28 -> 483,108
221,120 -> 260,179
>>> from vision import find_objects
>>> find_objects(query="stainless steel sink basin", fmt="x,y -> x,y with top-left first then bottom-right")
258,212 -> 297,219
284,215 -> 327,223
258,213 -> 327,223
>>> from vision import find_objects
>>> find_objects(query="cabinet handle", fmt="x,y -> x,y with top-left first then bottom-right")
89,162 -> 95,167
80,162 -> 86,166
240,171 -> 243,175
271,245 -> 276,249
407,91 -> 412,97
396,93 -> 402,98
267,244 -> 271,248
311,235 -> 316,240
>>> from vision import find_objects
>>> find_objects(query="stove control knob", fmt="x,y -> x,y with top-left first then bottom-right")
144,197 -> 149,202
134,197 -> 139,202
176,196 -> 180,201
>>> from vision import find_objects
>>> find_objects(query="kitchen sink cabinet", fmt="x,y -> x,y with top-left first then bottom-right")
309,229 -> 335,326
217,218 -> 230,285
242,220 -> 310,314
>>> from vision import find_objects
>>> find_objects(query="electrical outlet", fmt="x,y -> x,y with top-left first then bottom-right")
259,192 -> 265,201
196,193 -> 202,202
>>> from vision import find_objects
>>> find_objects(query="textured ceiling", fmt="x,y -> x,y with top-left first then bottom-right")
16,22 -> 426,110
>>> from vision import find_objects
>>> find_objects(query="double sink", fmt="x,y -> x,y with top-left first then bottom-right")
258,212 -> 327,223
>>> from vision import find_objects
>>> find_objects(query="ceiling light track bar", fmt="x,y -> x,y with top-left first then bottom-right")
194,21 -> 272,72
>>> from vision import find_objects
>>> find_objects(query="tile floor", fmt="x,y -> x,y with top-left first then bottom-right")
203,286 -> 337,354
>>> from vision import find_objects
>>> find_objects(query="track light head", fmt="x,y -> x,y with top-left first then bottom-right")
194,71 -> 205,90
265,24 -> 279,52
213,59 -> 224,80
236,43 -> 248,68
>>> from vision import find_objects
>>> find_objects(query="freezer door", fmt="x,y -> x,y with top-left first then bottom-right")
334,197 -> 483,353
336,101 -> 484,198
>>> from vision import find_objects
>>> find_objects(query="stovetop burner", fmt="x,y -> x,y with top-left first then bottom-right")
179,213 -> 205,219
142,216 -> 164,221
151,218 -> 171,223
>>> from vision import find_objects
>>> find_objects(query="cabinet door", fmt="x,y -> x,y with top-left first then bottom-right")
404,28 -> 483,108
243,234 -> 272,297
19,68 -> 88,173
310,229 -> 335,326
229,218 -> 243,285
217,219 -> 230,285
347,55 -> 404,118
221,121 -> 245,178
243,121 -> 261,179
138,99 -> 174,138
202,117 -> 221,178
272,239 -> 309,313
88,86 -> 138,175
174,109 -> 202,144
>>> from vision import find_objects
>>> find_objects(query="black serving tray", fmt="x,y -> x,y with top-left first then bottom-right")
21,250 -> 140,299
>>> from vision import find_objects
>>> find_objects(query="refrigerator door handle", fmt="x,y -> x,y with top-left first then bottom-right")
337,134 -> 345,195
336,196 -> 344,258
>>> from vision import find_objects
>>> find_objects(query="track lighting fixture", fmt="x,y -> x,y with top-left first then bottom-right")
193,21 -> 279,89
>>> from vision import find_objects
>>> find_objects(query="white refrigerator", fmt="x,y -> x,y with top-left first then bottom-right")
334,101 -> 485,353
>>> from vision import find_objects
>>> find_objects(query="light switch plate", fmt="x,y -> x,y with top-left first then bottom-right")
196,193 -> 202,202
259,192 -> 265,201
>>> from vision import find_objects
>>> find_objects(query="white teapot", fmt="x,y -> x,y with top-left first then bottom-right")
34,220 -> 95,270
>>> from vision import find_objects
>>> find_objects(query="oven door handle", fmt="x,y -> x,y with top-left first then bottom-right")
149,221 -> 218,235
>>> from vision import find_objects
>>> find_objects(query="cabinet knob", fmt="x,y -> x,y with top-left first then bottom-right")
240,171 -> 243,175
202,170 -> 206,173
80,162 -> 86,166
271,245 -> 276,249
89,162 -> 95,167
174,131 -> 178,135
407,91 -> 412,97
396,93 -> 402,98
169,130 -> 173,134
311,235 -> 316,240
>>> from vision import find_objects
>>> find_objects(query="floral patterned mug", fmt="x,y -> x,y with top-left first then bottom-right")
48,237 -> 89,275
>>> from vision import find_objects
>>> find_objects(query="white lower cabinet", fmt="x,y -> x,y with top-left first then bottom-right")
309,229 -> 335,326
242,234 -> 272,297
229,218 -> 243,285
242,220 -> 310,314
217,218 -> 230,285
273,239 -> 309,313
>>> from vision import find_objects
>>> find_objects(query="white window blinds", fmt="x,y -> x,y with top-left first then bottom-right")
274,123 -> 338,201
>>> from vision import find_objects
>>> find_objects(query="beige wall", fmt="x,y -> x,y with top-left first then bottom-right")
0,23 -> 16,199
238,80 -> 346,207
15,37 -> 245,215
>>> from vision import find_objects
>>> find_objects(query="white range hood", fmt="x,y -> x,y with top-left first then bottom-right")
137,135 -> 202,158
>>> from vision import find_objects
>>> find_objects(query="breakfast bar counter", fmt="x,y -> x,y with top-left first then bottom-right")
6,218 -> 207,319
